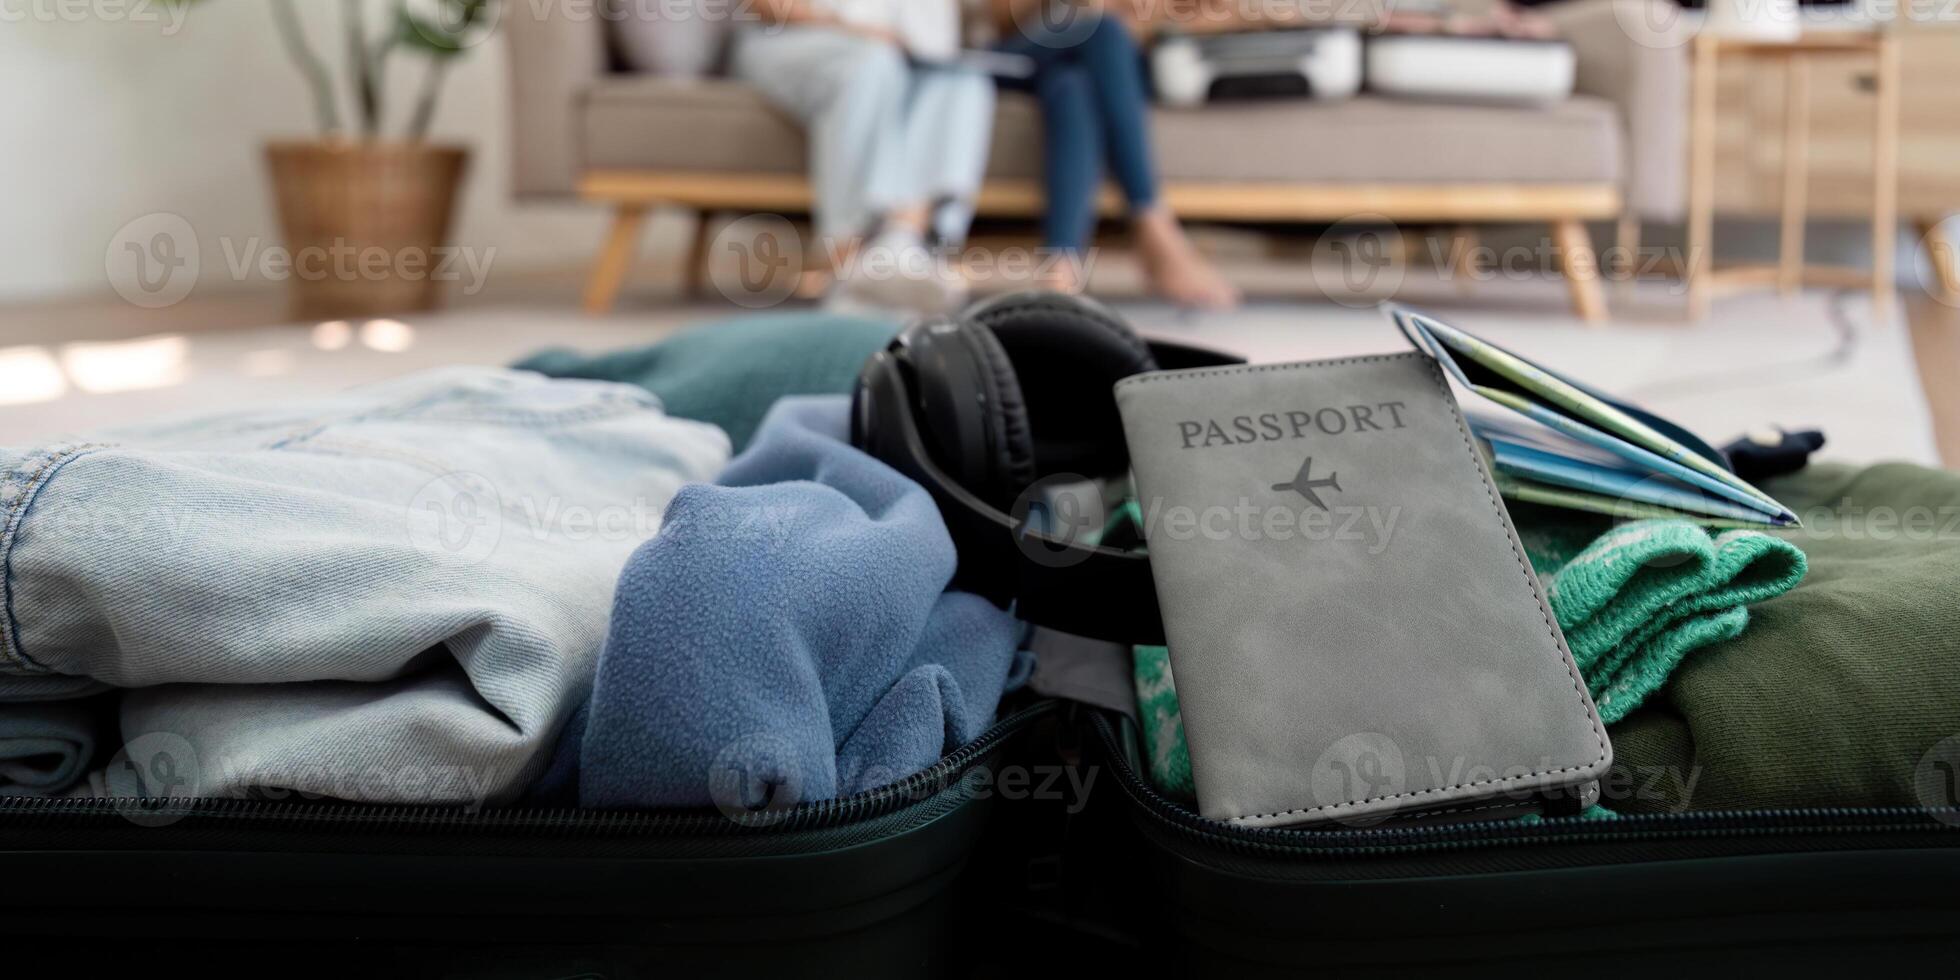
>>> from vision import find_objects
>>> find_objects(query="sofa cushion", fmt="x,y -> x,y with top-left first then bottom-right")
580,76 -> 1621,186
1146,95 -> 1620,184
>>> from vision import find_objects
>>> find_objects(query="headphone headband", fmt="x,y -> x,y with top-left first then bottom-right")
850,293 -> 1243,644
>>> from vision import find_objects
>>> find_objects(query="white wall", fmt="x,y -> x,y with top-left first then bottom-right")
0,0 -> 614,304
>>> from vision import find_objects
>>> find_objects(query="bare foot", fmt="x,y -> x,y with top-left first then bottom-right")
1032,252 -> 1086,295
1135,206 -> 1241,310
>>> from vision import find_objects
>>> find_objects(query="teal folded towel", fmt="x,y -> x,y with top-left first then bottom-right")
515,312 -> 899,451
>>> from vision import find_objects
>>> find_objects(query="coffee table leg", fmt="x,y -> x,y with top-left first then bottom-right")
1872,33 -> 1902,322
1779,56 -> 1810,297
1688,36 -> 1719,321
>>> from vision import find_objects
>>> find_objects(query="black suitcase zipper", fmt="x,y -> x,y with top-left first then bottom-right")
0,699 -> 1061,838
1087,709 -> 1960,860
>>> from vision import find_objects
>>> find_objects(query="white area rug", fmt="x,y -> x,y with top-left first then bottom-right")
0,303 -> 713,440
0,289 -> 1940,468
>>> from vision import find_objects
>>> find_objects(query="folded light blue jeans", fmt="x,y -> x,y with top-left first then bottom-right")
0,367 -> 729,804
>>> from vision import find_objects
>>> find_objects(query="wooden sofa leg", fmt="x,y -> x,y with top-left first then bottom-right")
1552,218 -> 1607,325
584,203 -> 648,315
1615,213 -> 1641,302
684,210 -> 715,298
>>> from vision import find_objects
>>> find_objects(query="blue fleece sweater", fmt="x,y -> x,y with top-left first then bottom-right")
547,396 -> 1028,811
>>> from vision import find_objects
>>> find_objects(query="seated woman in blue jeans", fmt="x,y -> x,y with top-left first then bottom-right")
992,2 -> 1239,309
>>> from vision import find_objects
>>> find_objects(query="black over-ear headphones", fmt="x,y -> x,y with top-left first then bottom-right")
851,291 -> 1243,644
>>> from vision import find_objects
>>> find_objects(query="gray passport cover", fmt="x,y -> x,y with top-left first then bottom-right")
1114,352 -> 1610,828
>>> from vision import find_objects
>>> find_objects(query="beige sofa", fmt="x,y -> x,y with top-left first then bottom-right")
506,1 -> 1688,320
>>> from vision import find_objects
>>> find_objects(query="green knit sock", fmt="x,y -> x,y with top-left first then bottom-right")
1540,520 -> 1807,724
1543,521 -> 1724,658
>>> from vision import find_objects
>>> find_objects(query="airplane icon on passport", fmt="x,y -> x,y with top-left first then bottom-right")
1271,456 -> 1342,511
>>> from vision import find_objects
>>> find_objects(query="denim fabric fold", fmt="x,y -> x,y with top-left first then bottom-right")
0,698 -> 104,795
1,368 -> 729,804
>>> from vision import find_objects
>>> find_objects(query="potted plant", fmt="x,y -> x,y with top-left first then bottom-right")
182,0 -> 496,318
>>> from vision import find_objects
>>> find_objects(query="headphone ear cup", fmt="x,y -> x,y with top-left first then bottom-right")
890,317 -> 1039,515
961,291 -> 1156,478
959,322 -> 1039,513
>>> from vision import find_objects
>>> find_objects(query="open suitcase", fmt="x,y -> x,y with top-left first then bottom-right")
0,699 -> 1061,976
6,301 -> 1954,974
995,705 -> 1960,974
3,693 -> 1953,975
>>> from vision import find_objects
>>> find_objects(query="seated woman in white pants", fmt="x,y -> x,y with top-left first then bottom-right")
739,0 -> 994,312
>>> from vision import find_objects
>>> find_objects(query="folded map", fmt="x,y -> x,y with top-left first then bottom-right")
1385,304 -> 1798,527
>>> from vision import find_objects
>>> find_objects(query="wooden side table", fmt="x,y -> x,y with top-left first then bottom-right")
1685,31 -> 1902,320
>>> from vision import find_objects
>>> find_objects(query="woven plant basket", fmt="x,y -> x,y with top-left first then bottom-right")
264,140 -> 470,320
